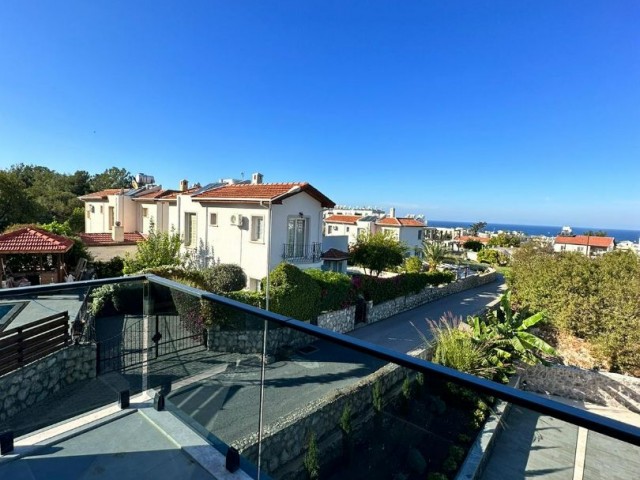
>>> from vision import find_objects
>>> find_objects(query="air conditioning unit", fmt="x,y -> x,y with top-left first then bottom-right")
230,214 -> 244,226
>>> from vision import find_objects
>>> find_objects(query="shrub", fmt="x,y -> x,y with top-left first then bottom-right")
92,257 -> 124,278
449,445 -> 466,463
403,255 -> 424,273
372,380 -> 383,413
339,402 -> 352,436
303,431 -> 320,480
477,248 -> 509,266
266,263 -> 321,321
354,271 -> 454,305
305,269 -> 355,312
463,240 -> 483,252
89,282 -> 143,317
201,264 -> 247,293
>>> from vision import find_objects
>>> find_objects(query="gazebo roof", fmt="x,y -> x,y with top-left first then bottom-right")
0,227 -> 74,254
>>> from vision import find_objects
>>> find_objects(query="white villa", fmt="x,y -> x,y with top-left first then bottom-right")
553,235 -> 615,256
324,207 -> 425,255
79,173 -> 336,289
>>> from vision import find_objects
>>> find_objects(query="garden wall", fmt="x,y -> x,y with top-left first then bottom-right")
517,365 -> 640,413
207,327 -> 311,355
317,305 -> 356,334
0,344 -> 96,424
235,349 -> 427,479
367,270 -> 498,323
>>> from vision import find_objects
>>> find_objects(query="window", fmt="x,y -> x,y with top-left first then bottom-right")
210,212 -> 218,226
142,208 -> 149,218
99,205 -> 104,214
327,225 -> 332,235
418,230 -> 422,240
185,213 -> 197,247
108,207 -> 115,230
346,227 -> 350,232
86,209 -> 91,219
249,278 -> 261,291
251,216 -> 264,242
286,217 -> 307,257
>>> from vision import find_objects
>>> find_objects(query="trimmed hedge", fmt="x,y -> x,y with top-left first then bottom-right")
352,271 -> 455,304
305,269 -> 356,313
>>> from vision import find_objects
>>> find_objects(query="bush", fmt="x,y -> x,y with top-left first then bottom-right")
304,431 -> 320,480
353,271 -> 454,304
201,264 -> 247,293
266,263 -> 321,321
89,282 -> 143,317
403,256 -> 424,273
477,248 -> 509,266
463,240 -> 484,252
92,257 -> 124,278
305,269 -> 356,312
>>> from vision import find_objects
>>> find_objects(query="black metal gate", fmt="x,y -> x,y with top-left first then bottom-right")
355,297 -> 367,325
96,315 -> 207,375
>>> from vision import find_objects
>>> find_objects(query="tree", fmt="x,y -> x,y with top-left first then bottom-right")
349,231 -> 407,277
422,240 -> 450,272
582,230 -> 608,237
488,233 -> 521,247
469,221 -> 487,236
0,171 -> 39,232
463,240 -> 484,252
123,224 -> 185,274
90,167 -> 134,191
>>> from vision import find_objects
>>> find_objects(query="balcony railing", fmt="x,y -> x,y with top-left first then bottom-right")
281,241 -> 322,264
0,276 -> 639,480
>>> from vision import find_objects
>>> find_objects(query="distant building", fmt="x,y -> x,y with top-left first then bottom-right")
553,235 -> 615,256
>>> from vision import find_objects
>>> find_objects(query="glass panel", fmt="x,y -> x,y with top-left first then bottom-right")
145,281 -> 266,475
0,279 -> 145,437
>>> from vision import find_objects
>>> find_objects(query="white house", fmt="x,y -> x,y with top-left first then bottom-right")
553,235 -> 615,256
324,207 -> 425,256
80,173 -> 336,290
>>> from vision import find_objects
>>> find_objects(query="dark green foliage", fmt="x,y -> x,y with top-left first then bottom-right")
427,473 -> 448,480
92,257 -> 125,278
303,431 -> 320,480
305,269 -> 355,312
339,402 -> 352,435
350,231 -> 407,276
463,240 -> 483,252
266,263 -> 321,321
510,247 -> 640,373
406,447 -> 427,475
353,271 -> 454,304
123,224 -> 184,274
89,282 -> 143,317
201,264 -> 247,293
448,445 -> 466,463
442,455 -> 458,474
403,255 -> 424,273
372,380 -> 383,413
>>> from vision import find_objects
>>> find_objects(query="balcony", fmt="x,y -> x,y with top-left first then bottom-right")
282,242 -> 322,264
0,276 -> 639,479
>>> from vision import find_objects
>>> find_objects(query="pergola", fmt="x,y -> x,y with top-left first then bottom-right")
0,227 -> 74,284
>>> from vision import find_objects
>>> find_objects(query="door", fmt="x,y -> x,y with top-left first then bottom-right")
287,217 -> 307,258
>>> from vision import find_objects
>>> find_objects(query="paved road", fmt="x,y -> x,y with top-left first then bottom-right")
350,277 -> 506,353
167,277 -> 507,445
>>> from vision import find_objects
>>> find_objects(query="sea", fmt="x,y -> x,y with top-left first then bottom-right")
427,220 -> 640,243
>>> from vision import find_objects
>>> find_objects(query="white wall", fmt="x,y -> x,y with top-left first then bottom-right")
399,226 -> 423,256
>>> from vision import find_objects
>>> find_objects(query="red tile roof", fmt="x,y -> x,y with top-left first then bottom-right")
192,182 -> 335,207
79,189 -> 128,200
321,248 -> 350,260
325,215 -> 360,224
457,236 -> 490,244
133,189 -> 176,200
554,235 -> 614,248
160,186 -> 202,200
376,217 -> 425,227
79,232 -> 146,246
0,228 -> 74,254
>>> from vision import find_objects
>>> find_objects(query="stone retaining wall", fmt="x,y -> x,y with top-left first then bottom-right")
367,270 -> 498,323
517,365 -> 640,413
0,344 -> 96,423
235,349 -> 426,478
317,305 -> 356,334
207,327 -> 311,355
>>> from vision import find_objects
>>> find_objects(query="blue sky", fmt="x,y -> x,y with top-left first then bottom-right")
1,1 -> 639,229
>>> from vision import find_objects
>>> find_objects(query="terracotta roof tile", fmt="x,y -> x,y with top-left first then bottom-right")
134,189 -> 179,200
554,235 -> 614,248
457,236 -> 490,244
376,217 -> 425,227
192,182 -> 335,207
160,186 -> 201,200
79,189 -> 129,200
0,228 -> 74,254
325,215 -> 360,224
79,232 -> 146,246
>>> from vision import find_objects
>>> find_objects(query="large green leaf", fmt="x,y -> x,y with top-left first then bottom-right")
516,331 -> 557,356
520,312 -> 545,330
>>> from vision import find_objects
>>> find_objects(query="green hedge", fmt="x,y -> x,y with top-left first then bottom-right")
304,269 -> 356,312
352,271 -> 455,304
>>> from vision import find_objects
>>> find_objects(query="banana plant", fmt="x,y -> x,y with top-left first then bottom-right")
469,290 -> 556,369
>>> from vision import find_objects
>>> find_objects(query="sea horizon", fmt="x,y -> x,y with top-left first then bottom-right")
427,220 -> 640,243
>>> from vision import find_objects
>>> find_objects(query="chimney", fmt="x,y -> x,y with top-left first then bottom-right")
389,207 -> 396,218
251,172 -> 264,185
179,179 -> 188,192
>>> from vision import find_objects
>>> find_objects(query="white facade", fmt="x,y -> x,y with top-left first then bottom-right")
83,193 -> 137,233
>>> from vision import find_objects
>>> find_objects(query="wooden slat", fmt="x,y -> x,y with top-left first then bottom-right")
0,311 -> 69,339
0,318 -> 68,350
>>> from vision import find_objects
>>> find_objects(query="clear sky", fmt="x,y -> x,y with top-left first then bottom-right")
1,1 -> 638,229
